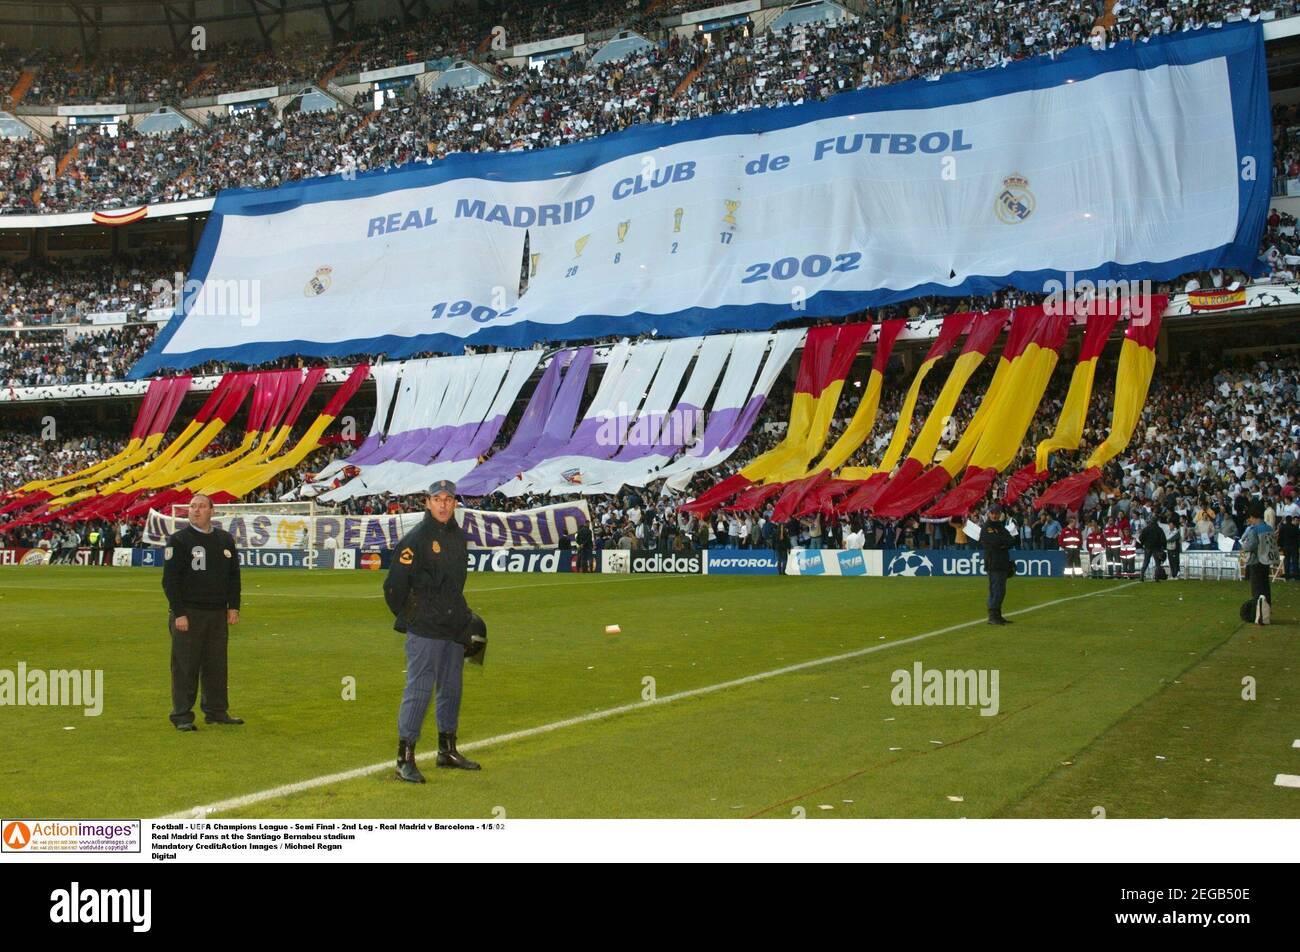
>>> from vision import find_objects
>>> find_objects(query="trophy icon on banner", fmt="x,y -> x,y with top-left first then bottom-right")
673,207 -> 684,233
617,220 -> 630,244
722,200 -> 740,226
530,253 -> 540,277
574,235 -> 590,258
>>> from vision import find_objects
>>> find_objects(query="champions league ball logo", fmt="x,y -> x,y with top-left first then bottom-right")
887,551 -> 935,576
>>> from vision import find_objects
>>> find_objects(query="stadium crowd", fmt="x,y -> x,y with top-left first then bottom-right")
5,0 -> 1300,213
5,340 -> 1300,583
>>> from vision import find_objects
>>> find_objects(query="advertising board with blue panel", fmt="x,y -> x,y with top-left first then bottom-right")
783,548 -> 1066,577
882,549 -> 1066,577
703,549 -> 780,575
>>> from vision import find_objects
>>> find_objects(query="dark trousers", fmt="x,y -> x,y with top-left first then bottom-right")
579,544 -> 594,572
987,570 -> 1008,617
169,608 -> 230,725
1065,548 -> 1081,572
1140,550 -> 1164,579
1248,563 -> 1272,606
399,634 -> 464,741
1167,548 -> 1180,578
1284,547 -> 1299,580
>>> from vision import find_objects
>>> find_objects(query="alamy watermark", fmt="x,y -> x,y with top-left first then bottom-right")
891,662 -> 999,716
152,271 -> 262,327
594,402 -> 706,449
0,663 -> 103,716
1042,271 -> 1154,326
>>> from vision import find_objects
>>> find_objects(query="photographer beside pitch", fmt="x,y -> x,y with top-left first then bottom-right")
161,493 -> 244,731
385,480 -> 486,783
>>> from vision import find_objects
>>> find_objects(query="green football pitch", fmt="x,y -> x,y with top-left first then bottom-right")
1,566 -> 1296,820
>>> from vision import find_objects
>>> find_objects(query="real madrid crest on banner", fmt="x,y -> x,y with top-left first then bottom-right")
994,174 -> 1034,224
304,266 -> 333,296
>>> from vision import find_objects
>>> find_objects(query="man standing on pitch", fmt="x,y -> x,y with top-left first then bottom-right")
162,493 -> 243,731
981,505 -> 1016,625
386,480 -> 483,782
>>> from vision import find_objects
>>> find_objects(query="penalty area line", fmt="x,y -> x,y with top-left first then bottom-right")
162,580 -> 1137,819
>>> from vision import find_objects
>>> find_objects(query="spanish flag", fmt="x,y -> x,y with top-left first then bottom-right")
680,324 -> 866,516
1001,298 -> 1131,505
1034,304 -> 1166,511
867,310 -> 1004,516
837,312 -> 974,513
3,374 -> 190,509
767,319 -> 905,521
204,364 -> 369,504
0,376 -> 194,528
91,206 -> 148,227
921,308 -> 1071,518
64,373 -> 255,520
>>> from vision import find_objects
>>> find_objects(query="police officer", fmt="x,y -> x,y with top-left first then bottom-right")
161,493 -> 243,731
981,505 -> 1016,625
385,480 -> 483,783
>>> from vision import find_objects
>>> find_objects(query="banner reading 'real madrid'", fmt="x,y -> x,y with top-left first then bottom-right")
130,24 -> 1269,377
142,500 -> 590,551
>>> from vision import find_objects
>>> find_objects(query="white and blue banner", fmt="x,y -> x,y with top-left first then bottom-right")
131,24 -> 1270,377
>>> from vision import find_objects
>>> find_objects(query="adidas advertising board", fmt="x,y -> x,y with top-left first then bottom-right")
629,552 -> 702,574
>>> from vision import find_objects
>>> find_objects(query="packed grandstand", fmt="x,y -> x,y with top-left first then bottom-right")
3,0 -> 1300,581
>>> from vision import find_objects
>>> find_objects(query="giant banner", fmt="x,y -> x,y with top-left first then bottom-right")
141,500 -> 591,550
130,25 -> 1270,376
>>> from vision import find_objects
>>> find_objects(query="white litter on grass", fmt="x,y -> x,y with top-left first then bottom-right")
1292,739 -> 1300,749
930,740 -> 944,745
1274,775 -> 1300,789
604,625 -> 621,634
1060,761 -> 1073,766
842,799 -> 854,804
586,666 -> 594,670
1156,755 -> 1167,760
829,696 -> 840,701
946,796 -> 964,802
883,717 -> 895,722
878,636 -> 885,640
818,804 -> 834,811
889,747 -> 902,751
63,726 -> 75,731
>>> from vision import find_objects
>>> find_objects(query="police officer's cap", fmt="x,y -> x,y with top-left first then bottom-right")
426,479 -> 457,498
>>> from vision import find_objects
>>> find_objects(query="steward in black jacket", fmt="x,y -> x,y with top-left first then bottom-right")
981,507 -> 1016,624
384,509 -> 471,641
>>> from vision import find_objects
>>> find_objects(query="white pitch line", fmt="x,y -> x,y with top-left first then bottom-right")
0,574 -> 671,599
1275,775 -> 1300,789
162,580 -> 1138,819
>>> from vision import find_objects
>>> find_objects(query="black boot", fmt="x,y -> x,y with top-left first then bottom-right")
988,612 -> 1007,626
437,732 -> 481,770
396,737 -> 425,783
998,614 -> 1014,624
